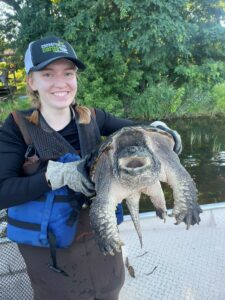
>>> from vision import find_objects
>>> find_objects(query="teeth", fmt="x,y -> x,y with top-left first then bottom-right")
53,92 -> 68,96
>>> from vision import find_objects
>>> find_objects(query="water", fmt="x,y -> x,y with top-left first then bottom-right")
123,116 -> 225,214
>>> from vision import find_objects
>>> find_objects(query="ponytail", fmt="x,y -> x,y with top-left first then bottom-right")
74,104 -> 91,124
26,79 -> 40,125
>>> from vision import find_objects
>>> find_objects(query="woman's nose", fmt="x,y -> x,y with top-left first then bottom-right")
53,75 -> 68,88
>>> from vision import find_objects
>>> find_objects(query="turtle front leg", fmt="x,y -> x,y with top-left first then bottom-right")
142,181 -> 167,222
162,153 -> 202,228
171,173 -> 202,228
89,153 -> 124,255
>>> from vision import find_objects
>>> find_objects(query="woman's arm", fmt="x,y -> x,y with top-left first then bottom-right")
95,109 -> 135,136
0,114 -> 50,209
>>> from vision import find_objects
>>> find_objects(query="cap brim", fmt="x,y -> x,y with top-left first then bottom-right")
29,56 -> 86,73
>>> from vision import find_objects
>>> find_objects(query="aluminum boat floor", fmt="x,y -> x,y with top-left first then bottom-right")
119,203 -> 225,300
0,203 -> 224,299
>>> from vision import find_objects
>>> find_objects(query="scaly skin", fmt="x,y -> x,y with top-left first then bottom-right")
147,132 -> 202,228
126,193 -> 143,247
90,200 -> 124,255
170,171 -> 202,228
142,181 -> 167,222
89,126 -> 202,255
90,152 -> 125,255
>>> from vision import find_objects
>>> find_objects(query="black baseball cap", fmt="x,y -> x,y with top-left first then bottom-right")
24,36 -> 85,74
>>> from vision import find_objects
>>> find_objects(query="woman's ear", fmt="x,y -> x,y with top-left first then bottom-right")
26,74 -> 37,91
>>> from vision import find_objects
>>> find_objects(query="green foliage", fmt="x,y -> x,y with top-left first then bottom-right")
0,36 -> 8,53
14,68 -> 26,93
174,60 -> 225,115
175,61 -> 225,88
212,82 -> 225,112
177,87 -> 213,116
0,0 -> 225,118
77,52 -> 143,116
130,81 -> 184,120
0,96 -> 31,123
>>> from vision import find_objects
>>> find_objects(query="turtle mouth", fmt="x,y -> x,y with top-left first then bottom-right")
118,156 -> 151,175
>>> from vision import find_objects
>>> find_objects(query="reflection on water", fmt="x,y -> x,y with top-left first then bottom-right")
211,151 -> 225,167
178,116 -> 225,206
124,116 -> 225,214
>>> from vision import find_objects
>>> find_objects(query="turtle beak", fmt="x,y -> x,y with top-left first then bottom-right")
118,156 -> 151,175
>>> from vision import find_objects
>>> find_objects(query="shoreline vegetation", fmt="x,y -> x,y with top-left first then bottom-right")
0,91 -> 225,125
0,1 -> 224,124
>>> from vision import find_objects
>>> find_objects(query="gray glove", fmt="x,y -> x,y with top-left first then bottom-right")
46,158 -> 95,197
150,121 -> 182,155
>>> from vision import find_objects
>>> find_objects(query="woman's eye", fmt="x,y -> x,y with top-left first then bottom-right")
65,71 -> 75,77
65,72 -> 73,77
43,73 -> 52,77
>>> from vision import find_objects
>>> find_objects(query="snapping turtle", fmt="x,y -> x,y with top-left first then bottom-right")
89,126 -> 202,255
0,210 -> 7,238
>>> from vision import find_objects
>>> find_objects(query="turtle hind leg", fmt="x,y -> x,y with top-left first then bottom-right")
155,208 -> 167,222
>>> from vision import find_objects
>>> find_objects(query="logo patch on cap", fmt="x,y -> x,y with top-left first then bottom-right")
41,41 -> 68,54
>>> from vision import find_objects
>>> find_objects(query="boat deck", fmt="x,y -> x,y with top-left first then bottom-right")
119,203 -> 225,300
0,203 -> 224,299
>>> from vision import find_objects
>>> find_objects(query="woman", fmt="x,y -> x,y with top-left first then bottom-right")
0,36 -> 181,300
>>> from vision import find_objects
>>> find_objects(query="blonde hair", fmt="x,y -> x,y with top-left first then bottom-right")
26,73 -> 91,125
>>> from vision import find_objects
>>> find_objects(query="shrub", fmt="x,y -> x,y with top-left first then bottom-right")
212,82 -> 225,113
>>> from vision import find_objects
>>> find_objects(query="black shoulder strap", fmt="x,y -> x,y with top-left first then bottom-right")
11,111 -> 32,145
75,107 -> 101,158
12,108 -> 101,160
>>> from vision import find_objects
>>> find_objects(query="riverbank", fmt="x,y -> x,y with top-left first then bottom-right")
1,92 -> 225,125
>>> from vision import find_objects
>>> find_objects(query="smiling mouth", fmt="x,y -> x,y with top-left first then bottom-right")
52,92 -> 69,97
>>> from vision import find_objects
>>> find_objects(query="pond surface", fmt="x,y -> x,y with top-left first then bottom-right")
124,116 -> 225,214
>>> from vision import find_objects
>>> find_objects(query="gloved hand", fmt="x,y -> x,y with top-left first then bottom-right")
150,121 -> 182,155
46,157 -> 95,197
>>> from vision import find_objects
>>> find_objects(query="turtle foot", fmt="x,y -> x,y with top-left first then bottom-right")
173,204 -> 203,229
95,234 -> 125,256
155,208 -> 167,222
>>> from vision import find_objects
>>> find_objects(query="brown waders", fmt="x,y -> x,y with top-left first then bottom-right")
18,209 -> 125,300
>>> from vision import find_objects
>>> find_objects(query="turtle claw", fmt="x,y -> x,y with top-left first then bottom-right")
96,233 -> 124,256
173,204 -> 202,229
156,208 -> 167,222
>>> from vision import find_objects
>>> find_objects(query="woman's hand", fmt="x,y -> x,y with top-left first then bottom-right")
46,157 -> 95,197
150,121 -> 182,155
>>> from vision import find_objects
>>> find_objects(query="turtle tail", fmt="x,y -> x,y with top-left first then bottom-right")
126,194 -> 143,247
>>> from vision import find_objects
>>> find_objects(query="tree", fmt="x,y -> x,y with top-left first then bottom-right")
1,0 -> 225,117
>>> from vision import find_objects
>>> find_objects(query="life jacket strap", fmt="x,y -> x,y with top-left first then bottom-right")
47,230 -> 69,277
7,216 -> 40,231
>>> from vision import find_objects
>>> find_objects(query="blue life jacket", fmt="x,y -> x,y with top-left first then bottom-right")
7,153 -> 84,248
7,152 -> 123,248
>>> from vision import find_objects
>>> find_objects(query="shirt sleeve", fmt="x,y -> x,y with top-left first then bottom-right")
0,114 -> 51,209
95,109 -> 135,136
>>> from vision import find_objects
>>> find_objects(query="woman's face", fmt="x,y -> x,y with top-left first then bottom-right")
27,59 -> 77,111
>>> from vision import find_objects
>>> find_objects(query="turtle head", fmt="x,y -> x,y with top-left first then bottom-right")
117,145 -> 161,186
118,146 -> 151,175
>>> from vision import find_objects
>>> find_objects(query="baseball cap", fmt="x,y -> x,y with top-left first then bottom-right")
24,36 -> 85,74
